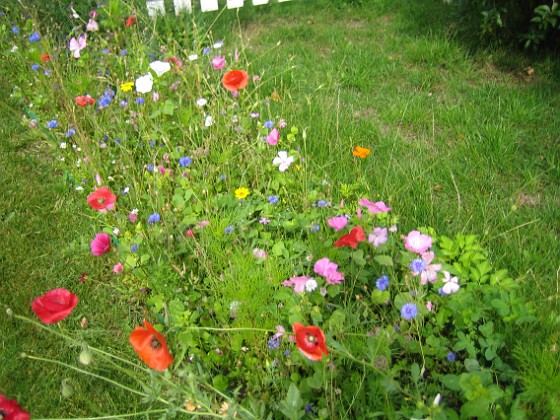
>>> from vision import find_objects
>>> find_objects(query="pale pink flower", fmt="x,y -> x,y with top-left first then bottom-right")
327,216 -> 348,231
86,19 -> 99,31
356,207 -> 363,219
90,233 -> 111,256
411,252 -> 442,285
282,276 -> 311,293
266,128 -> 280,145
211,56 -> 226,69
441,271 -> 460,295
404,230 -> 432,254
426,301 -> 434,311
252,248 -> 267,260
113,262 -> 123,274
314,257 -> 345,284
368,227 -> 388,247
358,198 -> 392,214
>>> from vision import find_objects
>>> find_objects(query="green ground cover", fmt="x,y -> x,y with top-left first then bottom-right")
1,0 -> 559,418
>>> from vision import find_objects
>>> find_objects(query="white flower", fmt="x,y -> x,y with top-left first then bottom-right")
196,98 -> 207,107
59,142 -> 67,149
113,228 -> 120,235
135,73 -> 153,93
305,278 -> 318,292
149,60 -> 171,77
213,40 -> 224,49
131,208 -> 139,215
272,151 -> 294,172
188,54 -> 198,61
75,186 -> 83,191
204,115 -> 213,127
441,271 -> 460,295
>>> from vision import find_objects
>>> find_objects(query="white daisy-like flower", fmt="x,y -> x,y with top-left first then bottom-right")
59,142 -> 67,149
305,278 -> 318,292
204,115 -> 213,127
196,98 -> 207,107
441,271 -> 460,295
272,151 -> 294,172
188,54 -> 198,61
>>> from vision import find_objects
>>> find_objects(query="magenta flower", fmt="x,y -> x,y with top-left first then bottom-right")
410,252 -> 442,284
404,230 -> 432,253
358,198 -> 392,214
282,276 -> 312,293
113,262 -> 123,274
327,216 -> 348,232
314,257 -> 344,284
90,233 -> 111,256
266,128 -> 280,145
368,227 -> 388,247
211,55 -> 226,69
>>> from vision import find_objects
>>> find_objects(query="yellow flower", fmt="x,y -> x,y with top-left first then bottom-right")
235,187 -> 250,200
120,81 -> 134,92
352,146 -> 371,159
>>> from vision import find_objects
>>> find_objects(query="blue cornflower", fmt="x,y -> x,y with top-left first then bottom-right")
130,244 -> 139,253
401,303 -> 418,320
120,100 -> 128,107
66,128 -> 76,137
114,138 -> 122,144
219,174 -> 226,180
376,275 -> 389,291
179,156 -> 192,167
284,350 -> 291,356
410,258 -> 427,273
146,163 -> 155,172
148,140 -> 155,148
224,225 -> 234,235
44,69 -> 51,76
28,32 -> 40,42
136,97 -> 145,105
98,95 -> 112,108
304,404 -> 313,414
317,200 -> 328,208
447,352 -> 456,362
46,120 -> 58,129
309,224 -> 320,232
268,195 -> 279,205
101,48 -> 110,54
147,212 -> 161,224
12,26 -> 20,35
203,47 -> 211,54
120,49 -> 128,56
268,337 -> 280,350
264,120 -> 274,128
31,64 -> 40,71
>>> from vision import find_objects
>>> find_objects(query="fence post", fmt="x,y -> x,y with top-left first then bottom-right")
173,0 -> 193,14
146,0 -> 165,17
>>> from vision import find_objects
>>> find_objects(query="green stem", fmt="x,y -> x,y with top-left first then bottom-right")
34,409 -> 167,420
24,355 -> 147,398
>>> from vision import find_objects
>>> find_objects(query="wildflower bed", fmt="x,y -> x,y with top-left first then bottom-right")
1,1 -> 541,418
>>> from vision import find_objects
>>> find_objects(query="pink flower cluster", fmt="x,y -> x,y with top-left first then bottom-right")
314,257 -> 344,284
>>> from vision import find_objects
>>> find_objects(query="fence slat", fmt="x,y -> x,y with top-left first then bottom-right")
200,0 -> 219,11
252,0 -> 269,5
227,0 -> 244,8
146,0 -> 165,17
174,0 -> 193,14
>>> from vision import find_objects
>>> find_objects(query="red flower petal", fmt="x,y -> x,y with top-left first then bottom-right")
222,70 -> 249,92
31,288 -> 78,324
293,322 -> 328,361
130,320 -> 173,371
333,226 -> 366,248
87,187 -> 116,212
0,395 -> 30,420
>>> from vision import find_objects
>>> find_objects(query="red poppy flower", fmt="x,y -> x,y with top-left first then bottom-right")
222,70 -> 249,92
0,395 -> 30,420
31,288 -> 79,324
293,323 -> 329,361
40,53 -> 51,63
87,187 -> 116,212
125,16 -> 137,27
129,320 -> 174,371
333,226 -> 366,248
165,56 -> 183,69
74,95 -> 95,107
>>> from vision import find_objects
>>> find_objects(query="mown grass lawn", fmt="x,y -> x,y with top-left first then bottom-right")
1,0 -> 559,417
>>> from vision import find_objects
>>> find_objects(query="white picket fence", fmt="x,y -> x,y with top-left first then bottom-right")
146,0 -> 292,16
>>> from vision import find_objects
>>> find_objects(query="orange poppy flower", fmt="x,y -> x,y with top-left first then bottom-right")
74,95 -> 96,107
125,16 -> 137,27
222,70 -> 249,92
293,322 -> 329,361
352,146 -> 371,158
129,320 -> 173,371
40,53 -> 51,63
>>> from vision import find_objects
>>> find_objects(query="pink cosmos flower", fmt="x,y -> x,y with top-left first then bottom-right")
426,301 -> 434,311
86,19 -> 99,31
327,216 -> 348,231
404,230 -> 432,253
368,227 -> 388,247
266,128 -> 280,145
358,198 -> 392,214
113,262 -> 123,274
212,56 -> 226,69
90,233 -> 111,256
314,258 -> 344,284
282,276 -> 311,293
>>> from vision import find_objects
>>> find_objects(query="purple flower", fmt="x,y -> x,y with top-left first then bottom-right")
401,303 -> 418,320
46,120 -> 58,129
447,352 -> 456,362
28,32 -> 41,42
268,337 -> 280,349
130,244 -> 139,253
146,163 -> 155,172
179,156 -> 192,167
376,275 -> 389,291
268,195 -> 279,205
12,26 -> 20,35
410,258 -> 427,273
135,97 -> 145,105
66,128 -> 76,137
224,225 -> 234,234
411,252 -> 442,284
368,227 -> 388,248
147,212 -> 161,224
264,120 -> 274,128
317,200 -> 328,208
31,64 -> 40,71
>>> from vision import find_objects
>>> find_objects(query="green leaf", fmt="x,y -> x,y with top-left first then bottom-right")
374,255 -> 393,266
442,374 -> 461,391
464,358 -> 481,372
411,363 -> 421,383
162,99 -> 175,116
